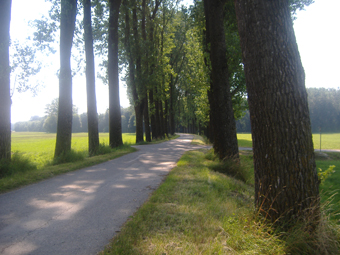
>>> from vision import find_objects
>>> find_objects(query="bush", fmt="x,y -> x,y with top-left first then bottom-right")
93,143 -> 113,156
52,149 -> 86,165
0,152 -> 37,178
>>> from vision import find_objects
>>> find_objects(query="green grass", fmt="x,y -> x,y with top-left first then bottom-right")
316,152 -> 340,220
100,149 -> 340,254
11,132 -> 137,168
313,133 -> 340,151
237,133 -> 340,150
0,145 -> 137,193
191,135 -> 209,145
0,132 -> 180,193
237,133 -> 253,147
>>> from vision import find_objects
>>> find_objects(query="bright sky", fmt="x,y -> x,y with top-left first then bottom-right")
9,0 -> 340,123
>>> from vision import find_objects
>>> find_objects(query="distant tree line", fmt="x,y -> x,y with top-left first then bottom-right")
236,88 -> 340,133
308,88 -> 340,133
13,99 -> 136,134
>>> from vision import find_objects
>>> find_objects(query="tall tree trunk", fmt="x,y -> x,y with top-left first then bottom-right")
202,2 -> 213,144
55,0 -> 77,158
235,0 -> 320,225
159,99 -> 165,139
154,89 -> 162,139
143,94 -> 151,142
203,0 -> 239,160
84,0 -> 99,156
149,89 -> 157,140
147,0 -> 161,140
130,6 -> 144,143
164,98 -> 169,137
108,0 -> 123,148
141,0 -> 151,142
169,74 -> 175,135
0,0 -> 11,162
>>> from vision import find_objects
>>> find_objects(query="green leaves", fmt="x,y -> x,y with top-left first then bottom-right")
11,41 -> 42,95
30,18 -> 58,53
318,165 -> 336,184
289,0 -> 315,19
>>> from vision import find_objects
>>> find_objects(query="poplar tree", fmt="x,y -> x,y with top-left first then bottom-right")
0,0 -> 12,163
235,0 -> 319,226
55,0 -> 78,158
84,0 -> 100,155
108,0 -> 123,148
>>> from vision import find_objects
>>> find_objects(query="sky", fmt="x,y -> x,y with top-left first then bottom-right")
9,0 -> 340,123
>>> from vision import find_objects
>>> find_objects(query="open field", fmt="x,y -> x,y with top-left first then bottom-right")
11,132 -> 136,168
237,133 -> 340,150
10,132 -> 339,169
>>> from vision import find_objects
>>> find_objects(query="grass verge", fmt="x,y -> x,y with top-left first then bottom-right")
1,133 -> 179,193
100,149 -> 285,254
191,135 -> 210,146
0,145 -> 137,193
100,148 -> 340,254
316,151 -> 340,220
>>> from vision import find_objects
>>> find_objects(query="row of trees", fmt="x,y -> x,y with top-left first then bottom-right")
13,102 -> 136,134
4,0 -> 248,160
1,0 -> 321,230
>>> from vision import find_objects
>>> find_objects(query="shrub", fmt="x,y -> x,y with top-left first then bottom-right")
0,152 -> 37,178
52,149 -> 86,165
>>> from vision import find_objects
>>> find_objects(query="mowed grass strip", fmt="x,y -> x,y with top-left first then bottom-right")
237,133 -> 340,150
100,150 -> 288,255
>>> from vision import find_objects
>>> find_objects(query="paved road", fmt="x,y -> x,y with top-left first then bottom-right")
0,134 -> 208,255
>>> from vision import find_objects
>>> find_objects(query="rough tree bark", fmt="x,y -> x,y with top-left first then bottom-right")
169,74 -> 175,135
129,6 -> 144,142
141,0 -> 151,142
55,0 -> 77,158
203,0 -> 239,160
234,0 -> 320,225
0,0 -> 12,162
108,0 -> 123,148
127,5 -> 144,143
84,0 -> 99,156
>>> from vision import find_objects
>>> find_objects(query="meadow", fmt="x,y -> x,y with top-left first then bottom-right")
10,132 -> 339,169
237,133 -> 340,150
11,132 -> 136,168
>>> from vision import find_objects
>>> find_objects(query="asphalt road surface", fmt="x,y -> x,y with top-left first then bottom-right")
0,134 -> 209,255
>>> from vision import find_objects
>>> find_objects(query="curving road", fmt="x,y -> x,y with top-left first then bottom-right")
0,134 -> 209,255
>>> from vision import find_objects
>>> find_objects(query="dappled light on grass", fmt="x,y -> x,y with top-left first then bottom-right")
100,148 -> 340,255
100,150 -> 287,255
